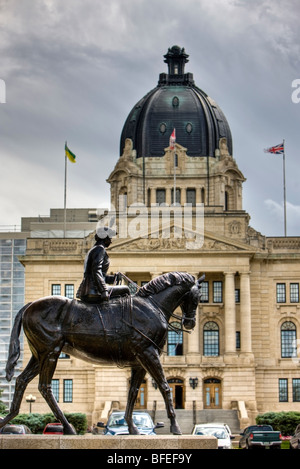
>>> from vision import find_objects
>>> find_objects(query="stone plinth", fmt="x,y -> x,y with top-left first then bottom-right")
0,434 -> 217,450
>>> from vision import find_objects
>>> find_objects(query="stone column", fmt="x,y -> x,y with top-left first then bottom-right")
166,188 -> 172,205
186,307 -> 200,355
186,274 -> 200,365
150,188 -> 156,205
224,272 -> 236,355
240,272 -> 252,354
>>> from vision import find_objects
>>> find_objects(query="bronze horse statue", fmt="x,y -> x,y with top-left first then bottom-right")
0,271 -> 204,435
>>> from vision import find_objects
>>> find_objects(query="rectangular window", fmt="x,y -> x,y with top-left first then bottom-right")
65,284 -> 74,299
51,284 -> 61,296
236,331 -> 241,350
200,281 -> 209,303
290,283 -> 299,303
293,379 -> 300,402
213,281 -> 223,303
63,379 -> 73,403
156,189 -> 166,204
279,379 -> 288,402
186,188 -> 196,206
52,379 -> 59,402
276,283 -> 286,303
235,289 -> 240,303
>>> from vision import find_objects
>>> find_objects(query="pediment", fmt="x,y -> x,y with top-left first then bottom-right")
109,222 -> 255,253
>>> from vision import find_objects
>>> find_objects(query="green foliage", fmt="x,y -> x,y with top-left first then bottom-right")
3,412 -> 87,435
0,389 -> 7,415
10,413 -> 46,434
256,411 -> 300,436
65,413 -> 88,435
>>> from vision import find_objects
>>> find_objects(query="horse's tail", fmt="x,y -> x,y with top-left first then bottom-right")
5,303 -> 32,382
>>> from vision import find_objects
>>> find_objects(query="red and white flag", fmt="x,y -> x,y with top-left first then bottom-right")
169,128 -> 176,149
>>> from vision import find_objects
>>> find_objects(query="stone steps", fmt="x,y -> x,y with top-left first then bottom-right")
154,409 -> 240,435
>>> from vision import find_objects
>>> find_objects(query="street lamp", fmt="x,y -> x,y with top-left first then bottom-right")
26,394 -> 36,413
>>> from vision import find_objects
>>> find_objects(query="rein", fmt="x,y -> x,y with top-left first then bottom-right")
147,293 -> 193,335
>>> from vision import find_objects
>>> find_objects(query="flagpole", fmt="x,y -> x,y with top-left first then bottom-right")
283,139 -> 287,237
64,150 -> 67,238
173,147 -> 176,205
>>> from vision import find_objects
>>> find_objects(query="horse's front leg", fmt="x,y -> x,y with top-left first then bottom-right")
137,349 -> 181,435
125,366 -> 147,435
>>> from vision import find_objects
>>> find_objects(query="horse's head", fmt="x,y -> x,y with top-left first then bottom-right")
180,275 -> 205,330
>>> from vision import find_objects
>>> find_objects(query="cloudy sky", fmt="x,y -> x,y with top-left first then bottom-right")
0,0 -> 299,236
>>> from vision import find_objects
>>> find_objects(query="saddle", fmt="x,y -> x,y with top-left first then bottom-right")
79,285 -> 130,304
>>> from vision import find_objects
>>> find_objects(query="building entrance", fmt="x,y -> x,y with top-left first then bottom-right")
134,380 -> 147,409
203,378 -> 222,409
168,378 -> 184,409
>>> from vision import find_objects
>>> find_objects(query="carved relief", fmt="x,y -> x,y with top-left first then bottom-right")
111,235 -> 242,252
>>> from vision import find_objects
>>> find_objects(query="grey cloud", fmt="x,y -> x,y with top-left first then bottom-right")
0,0 -> 299,236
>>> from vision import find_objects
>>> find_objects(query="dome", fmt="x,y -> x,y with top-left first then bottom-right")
120,46 -> 232,158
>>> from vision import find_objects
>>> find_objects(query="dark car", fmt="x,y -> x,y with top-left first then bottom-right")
0,424 -> 32,434
97,411 -> 164,435
290,424 -> 300,449
239,425 -> 281,449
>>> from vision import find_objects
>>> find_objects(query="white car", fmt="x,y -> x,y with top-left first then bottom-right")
192,423 -> 234,449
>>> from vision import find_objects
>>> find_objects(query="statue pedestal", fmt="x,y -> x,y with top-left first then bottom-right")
0,434 -> 217,450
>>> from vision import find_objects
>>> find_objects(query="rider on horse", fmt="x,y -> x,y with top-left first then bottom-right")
76,226 -> 129,303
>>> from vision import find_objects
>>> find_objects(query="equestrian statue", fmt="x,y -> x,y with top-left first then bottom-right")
0,227 -> 204,435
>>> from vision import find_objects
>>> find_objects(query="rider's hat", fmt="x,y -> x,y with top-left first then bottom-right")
95,226 -> 116,240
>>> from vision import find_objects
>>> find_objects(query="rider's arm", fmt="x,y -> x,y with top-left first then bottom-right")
92,246 -> 108,295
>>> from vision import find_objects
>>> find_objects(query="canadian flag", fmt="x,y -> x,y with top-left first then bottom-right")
169,128 -> 176,149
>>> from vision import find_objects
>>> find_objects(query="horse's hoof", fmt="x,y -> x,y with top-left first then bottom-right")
171,424 -> 182,435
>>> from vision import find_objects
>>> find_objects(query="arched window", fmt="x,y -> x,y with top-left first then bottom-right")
281,321 -> 297,358
168,322 -> 183,356
203,321 -> 219,356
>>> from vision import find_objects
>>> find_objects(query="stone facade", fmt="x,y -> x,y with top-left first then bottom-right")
18,139 -> 300,428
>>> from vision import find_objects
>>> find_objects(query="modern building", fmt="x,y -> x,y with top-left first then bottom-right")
0,232 -> 27,408
8,46 -> 300,429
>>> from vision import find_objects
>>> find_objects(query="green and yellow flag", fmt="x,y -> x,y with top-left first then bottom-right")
65,142 -> 76,163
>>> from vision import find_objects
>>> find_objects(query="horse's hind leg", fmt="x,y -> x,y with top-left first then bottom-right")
125,366 -> 146,434
0,355 -> 39,428
137,348 -> 182,435
38,346 -> 76,435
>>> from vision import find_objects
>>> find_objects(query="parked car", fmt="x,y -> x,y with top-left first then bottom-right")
239,425 -> 281,449
290,424 -> 300,449
43,423 -> 63,434
210,422 -> 233,438
192,423 -> 234,449
43,422 -> 76,435
97,411 -> 164,435
0,424 -> 32,434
